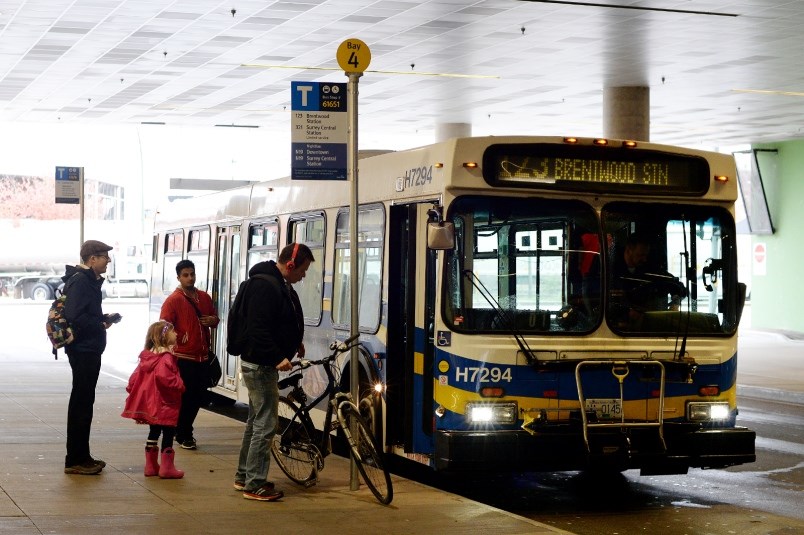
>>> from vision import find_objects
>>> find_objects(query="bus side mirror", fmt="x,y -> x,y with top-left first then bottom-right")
427,221 -> 455,250
736,282 -> 747,326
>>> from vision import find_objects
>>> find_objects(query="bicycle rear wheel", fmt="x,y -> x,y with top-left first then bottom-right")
339,402 -> 393,505
271,396 -> 319,486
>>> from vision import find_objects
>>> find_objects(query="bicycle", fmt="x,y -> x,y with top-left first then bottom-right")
270,333 -> 393,505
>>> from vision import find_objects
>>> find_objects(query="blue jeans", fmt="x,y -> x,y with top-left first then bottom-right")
235,363 -> 279,491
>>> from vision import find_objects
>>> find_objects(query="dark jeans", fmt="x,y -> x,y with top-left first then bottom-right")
65,350 -> 102,467
176,358 -> 207,442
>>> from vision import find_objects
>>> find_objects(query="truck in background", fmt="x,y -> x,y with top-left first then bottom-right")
1,219 -> 149,300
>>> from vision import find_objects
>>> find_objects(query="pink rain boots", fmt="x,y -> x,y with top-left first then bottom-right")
158,447 -> 184,479
144,446 -> 160,477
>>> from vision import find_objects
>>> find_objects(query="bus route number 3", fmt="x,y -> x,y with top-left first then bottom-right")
455,366 -> 512,383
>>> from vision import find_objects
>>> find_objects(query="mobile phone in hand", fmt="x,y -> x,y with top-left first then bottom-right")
106,313 -> 123,324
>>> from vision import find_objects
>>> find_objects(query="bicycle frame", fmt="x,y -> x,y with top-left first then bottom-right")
280,341 -> 359,458
273,335 -> 394,504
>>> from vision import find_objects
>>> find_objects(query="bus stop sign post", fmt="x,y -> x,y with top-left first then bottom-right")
338,38 -> 370,492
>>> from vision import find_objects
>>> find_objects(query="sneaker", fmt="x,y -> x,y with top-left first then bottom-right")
243,484 -> 284,501
89,457 -> 106,469
64,461 -> 103,475
178,438 -> 197,450
234,480 -> 273,492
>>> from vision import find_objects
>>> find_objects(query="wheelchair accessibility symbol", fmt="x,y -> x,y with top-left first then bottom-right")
437,331 -> 451,347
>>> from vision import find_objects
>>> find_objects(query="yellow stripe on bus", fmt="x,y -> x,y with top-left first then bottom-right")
432,379 -> 738,418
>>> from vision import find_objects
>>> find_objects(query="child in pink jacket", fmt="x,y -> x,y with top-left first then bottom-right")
122,320 -> 186,478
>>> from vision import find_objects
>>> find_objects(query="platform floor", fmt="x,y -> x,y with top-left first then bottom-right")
3,305 -> 801,535
0,355 -> 570,535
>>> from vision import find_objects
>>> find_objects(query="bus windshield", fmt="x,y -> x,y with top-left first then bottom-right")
443,196 -> 739,337
603,202 -> 738,336
444,196 -> 602,334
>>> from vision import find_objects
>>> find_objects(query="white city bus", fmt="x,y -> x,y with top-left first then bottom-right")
150,135 -> 755,475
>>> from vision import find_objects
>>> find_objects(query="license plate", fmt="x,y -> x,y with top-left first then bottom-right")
586,398 -> 622,420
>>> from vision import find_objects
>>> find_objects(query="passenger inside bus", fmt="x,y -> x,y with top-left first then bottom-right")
608,232 -> 687,330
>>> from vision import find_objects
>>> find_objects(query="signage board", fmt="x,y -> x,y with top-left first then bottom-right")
55,166 -> 82,204
336,38 -> 371,73
291,81 -> 347,180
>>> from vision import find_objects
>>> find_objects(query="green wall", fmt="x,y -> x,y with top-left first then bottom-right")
749,139 -> 804,332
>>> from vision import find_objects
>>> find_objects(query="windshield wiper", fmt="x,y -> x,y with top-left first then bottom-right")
462,269 -> 536,366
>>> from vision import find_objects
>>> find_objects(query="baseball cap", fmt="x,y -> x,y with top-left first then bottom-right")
80,240 -> 113,260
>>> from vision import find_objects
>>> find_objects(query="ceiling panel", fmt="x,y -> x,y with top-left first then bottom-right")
1,0 -> 803,146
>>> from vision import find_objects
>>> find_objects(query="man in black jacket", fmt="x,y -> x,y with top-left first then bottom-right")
234,242 -> 313,501
62,240 -> 120,475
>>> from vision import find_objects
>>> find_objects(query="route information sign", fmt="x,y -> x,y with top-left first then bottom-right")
291,81 -> 347,180
55,166 -> 82,204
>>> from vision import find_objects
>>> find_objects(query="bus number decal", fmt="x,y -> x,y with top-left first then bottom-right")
455,366 -> 512,383
400,166 -> 433,190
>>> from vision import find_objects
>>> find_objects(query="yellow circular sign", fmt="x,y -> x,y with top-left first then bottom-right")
438,360 -> 450,373
337,38 -> 371,73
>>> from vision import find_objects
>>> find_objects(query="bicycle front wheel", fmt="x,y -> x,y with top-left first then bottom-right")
339,402 -> 394,505
271,396 -> 318,486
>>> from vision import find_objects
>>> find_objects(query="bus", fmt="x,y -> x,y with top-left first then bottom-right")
150,135 -> 755,476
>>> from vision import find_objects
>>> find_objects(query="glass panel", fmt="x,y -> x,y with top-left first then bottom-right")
288,217 -> 325,324
444,196 -> 601,334
162,253 -> 181,292
247,222 -> 279,271
734,149 -> 775,235
603,202 -> 738,335
188,252 -> 209,292
332,206 -> 384,330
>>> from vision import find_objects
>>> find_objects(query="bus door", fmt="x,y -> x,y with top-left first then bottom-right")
386,203 -> 438,453
213,225 -> 242,395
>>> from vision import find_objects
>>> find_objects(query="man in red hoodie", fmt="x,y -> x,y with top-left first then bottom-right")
160,259 -> 219,450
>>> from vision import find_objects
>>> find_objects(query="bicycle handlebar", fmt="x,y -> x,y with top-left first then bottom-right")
290,334 -> 361,371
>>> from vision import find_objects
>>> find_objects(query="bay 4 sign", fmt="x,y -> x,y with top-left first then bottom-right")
291,81 -> 348,180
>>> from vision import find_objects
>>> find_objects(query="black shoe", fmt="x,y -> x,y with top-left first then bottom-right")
178,438 -> 197,450
243,484 -> 284,501
65,461 -> 102,475
89,457 -> 106,469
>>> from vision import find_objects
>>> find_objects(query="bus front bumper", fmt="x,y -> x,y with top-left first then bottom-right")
434,425 -> 756,474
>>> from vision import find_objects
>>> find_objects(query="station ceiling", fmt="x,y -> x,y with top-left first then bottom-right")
1,0 -> 803,148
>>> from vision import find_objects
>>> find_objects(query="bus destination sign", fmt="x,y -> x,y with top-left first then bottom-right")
484,144 -> 710,195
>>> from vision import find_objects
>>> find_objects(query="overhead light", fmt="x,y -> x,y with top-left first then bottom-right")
140,121 -> 165,125
215,124 -> 259,128
733,88 -> 804,97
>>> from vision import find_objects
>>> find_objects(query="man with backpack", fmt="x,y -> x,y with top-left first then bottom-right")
62,240 -> 121,475
232,242 -> 313,501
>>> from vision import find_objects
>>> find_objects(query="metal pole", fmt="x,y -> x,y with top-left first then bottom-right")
347,70 -> 362,491
79,168 -> 85,246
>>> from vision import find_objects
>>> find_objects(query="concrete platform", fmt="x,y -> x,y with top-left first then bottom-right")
0,355 -> 571,535
2,297 -> 801,535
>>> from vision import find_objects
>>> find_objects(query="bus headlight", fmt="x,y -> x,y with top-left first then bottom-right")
465,402 -> 518,425
687,402 -> 730,421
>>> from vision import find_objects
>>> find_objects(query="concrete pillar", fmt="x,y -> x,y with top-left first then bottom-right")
435,122 -> 471,142
603,86 -> 650,142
